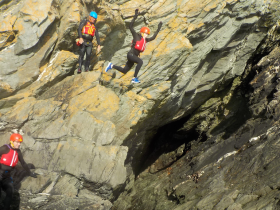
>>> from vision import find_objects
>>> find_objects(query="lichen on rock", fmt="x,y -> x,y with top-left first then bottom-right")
1,0 -> 280,209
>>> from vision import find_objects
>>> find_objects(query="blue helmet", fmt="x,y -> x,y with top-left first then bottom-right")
89,11 -> 98,19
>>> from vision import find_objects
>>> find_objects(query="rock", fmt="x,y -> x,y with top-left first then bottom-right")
111,19 -> 280,209
196,192 -> 224,210
1,0 -> 280,209
213,195 -> 234,210
20,173 -> 53,194
0,24 -> 59,99
13,0 -> 57,54
227,203 -> 242,210
235,194 -> 259,206
54,0 -> 80,52
28,195 -> 49,207
0,45 -> 34,98
67,111 -> 116,145
48,138 -> 127,189
18,173 -> 112,210
48,174 -> 80,196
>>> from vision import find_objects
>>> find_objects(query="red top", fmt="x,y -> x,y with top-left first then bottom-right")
134,37 -> 146,52
0,145 -> 19,167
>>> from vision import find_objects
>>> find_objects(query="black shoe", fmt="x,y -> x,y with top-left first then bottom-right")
77,69 -> 81,74
85,69 -> 89,72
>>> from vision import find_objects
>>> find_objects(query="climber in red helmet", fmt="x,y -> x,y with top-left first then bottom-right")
105,9 -> 163,83
0,133 -> 37,210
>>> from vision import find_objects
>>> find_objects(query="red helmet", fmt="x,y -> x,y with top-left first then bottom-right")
140,27 -> 150,35
10,133 -> 23,142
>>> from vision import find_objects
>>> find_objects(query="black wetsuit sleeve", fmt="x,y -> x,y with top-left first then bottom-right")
129,14 -> 139,41
95,28 -> 101,45
146,28 -> 161,43
0,145 -> 10,156
78,19 -> 87,38
129,14 -> 143,56
18,150 -> 31,174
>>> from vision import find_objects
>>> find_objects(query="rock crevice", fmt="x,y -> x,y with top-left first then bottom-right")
1,0 -> 280,209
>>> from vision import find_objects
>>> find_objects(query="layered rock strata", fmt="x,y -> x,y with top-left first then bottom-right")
112,20 -> 280,209
0,0 -> 280,209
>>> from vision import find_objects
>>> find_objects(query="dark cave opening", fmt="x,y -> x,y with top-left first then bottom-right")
136,115 -> 207,177
112,21 -> 280,205
134,34 -> 278,178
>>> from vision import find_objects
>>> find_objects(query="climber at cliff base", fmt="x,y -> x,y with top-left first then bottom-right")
0,133 -> 37,210
105,9 -> 163,83
77,11 -> 101,73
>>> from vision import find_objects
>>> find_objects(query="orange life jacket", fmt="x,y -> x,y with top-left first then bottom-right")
0,145 -> 19,167
82,22 -> 96,37
134,37 -> 146,52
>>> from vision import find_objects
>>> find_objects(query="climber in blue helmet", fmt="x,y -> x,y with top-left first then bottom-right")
105,9 -> 163,83
89,11 -> 98,19
77,11 -> 101,74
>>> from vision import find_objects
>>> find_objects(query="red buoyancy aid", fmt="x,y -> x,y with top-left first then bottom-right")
134,37 -> 146,52
0,144 -> 19,167
82,22 -> 96,36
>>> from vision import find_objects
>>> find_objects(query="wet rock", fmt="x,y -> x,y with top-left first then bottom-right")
1,0 -> 280,209
111,16 -> 280,210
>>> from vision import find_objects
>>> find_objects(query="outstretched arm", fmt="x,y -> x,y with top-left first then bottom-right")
146,21 -> 163,42
18,150 -> 37,178
129,9 -> 139,39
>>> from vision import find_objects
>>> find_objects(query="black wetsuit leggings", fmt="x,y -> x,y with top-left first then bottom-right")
113,52 -> 143,77
0,176 -> 14,210
78,43 -> 92,71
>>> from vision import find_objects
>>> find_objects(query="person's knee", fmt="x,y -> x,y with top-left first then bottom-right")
137,59 -> 143,67
79,47 -> 86,55
122,67 -> 130,74
86,54 -> 91,61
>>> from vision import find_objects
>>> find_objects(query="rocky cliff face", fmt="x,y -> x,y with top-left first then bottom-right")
112,21 -> 280,210
0,0 -> 280,209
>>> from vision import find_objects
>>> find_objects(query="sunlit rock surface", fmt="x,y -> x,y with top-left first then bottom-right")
112,20 -> 280,210
0,0 -> 280,209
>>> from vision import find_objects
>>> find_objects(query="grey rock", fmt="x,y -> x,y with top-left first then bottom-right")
13,0 -> 57,54
67,111 -> 115,145
1,0 -> 280,209
48,138 -> 127,188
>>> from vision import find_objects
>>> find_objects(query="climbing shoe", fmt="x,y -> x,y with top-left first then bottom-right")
85,69 -> 89,72
105,62 -> 112,72
131,77 -> 140,83
77,69 -> 82,74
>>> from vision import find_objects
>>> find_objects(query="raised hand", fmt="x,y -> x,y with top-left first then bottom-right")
135,9 -> 139,17
29,172 -> 37,178
158,21 -> 163,30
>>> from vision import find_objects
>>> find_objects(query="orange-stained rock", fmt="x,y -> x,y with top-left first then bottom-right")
0,0 -> 280,208
67,85 -> 120,121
